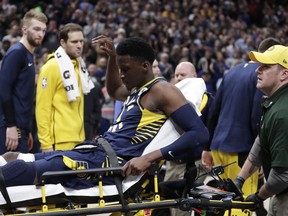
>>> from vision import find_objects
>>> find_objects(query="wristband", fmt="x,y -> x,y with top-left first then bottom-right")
235,176 -> 245,184
255,191 -> 265,202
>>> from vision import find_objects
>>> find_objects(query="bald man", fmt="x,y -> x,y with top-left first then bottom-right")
174,61 -> 197,82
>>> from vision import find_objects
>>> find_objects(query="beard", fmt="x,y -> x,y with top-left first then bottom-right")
27,31 -> 43,47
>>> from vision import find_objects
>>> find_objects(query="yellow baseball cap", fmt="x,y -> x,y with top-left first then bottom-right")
249,45 -> 288,69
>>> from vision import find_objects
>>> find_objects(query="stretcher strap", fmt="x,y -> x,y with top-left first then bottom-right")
97,137 -> 127,208
97,137 -> 120,168
0,168 -> 11,207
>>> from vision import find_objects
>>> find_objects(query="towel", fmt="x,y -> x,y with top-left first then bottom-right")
77,57 -> 95,94
54,46 -> 94,102
175,78 -> 207,116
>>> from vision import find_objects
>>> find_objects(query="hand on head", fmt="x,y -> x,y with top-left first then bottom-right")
92,35 -> 116,57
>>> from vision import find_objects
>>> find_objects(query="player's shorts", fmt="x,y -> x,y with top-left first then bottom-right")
34,142 -> 126,189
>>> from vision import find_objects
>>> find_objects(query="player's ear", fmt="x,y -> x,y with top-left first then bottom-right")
142,61 -> 149,72
143,61 -> 149,68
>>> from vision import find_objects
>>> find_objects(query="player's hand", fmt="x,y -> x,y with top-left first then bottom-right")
6,126 -> 19,151
201,150 -> 213,171
122,150 -> 162,176
91,35 -> 116,57
122,156 -> 152,176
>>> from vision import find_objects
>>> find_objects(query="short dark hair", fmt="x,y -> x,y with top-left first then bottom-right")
258,37 -> 282,52
58,23 -> 83,42
116,37 -> 155,64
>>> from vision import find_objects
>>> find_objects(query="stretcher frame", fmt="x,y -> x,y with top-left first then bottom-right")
0,164 -> 257,216
0,78 -> 256,215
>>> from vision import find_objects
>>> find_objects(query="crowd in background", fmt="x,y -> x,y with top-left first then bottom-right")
1,0 -> 288,137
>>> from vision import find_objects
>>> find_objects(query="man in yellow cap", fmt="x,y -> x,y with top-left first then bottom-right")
235,44 -> 288,215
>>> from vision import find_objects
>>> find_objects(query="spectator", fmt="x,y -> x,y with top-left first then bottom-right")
0,10 -> 8,40
197,47 -> 220,94
100,84 -> 115,135
0,38 -> 11,63
0,10 -> 47,154
84,63 -> 104,140
42,19 -> 59,53
158,52 -> 174,81
95,56 -> 107,86
0,2 -> 287,83
180,47 -> 192,63
169,44 -> 182,68
98,57 -> 114,134
36,23 -> 94,152
2,24 -> 21,44
152,59 -> 162,78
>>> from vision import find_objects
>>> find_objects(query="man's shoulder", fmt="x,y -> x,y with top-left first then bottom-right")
152,78 -> 174,90
225,62 -> 258,80
41,54 -> 59,73
145,79 -> 179,101
4,43 -> 26,58
228,61 -> 258,70
45,53 -> 57,63
1,43 -> 29,71
151,78 -> 193,103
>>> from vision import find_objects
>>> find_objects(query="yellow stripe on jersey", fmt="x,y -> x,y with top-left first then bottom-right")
131,109 -> 167,144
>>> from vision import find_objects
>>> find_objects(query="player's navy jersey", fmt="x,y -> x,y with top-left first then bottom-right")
0,43 -> 35,129
104,77 -> 167,159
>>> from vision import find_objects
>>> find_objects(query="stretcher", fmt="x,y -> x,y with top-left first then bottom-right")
0,162 -> 256,216
0,78 -> 256,215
